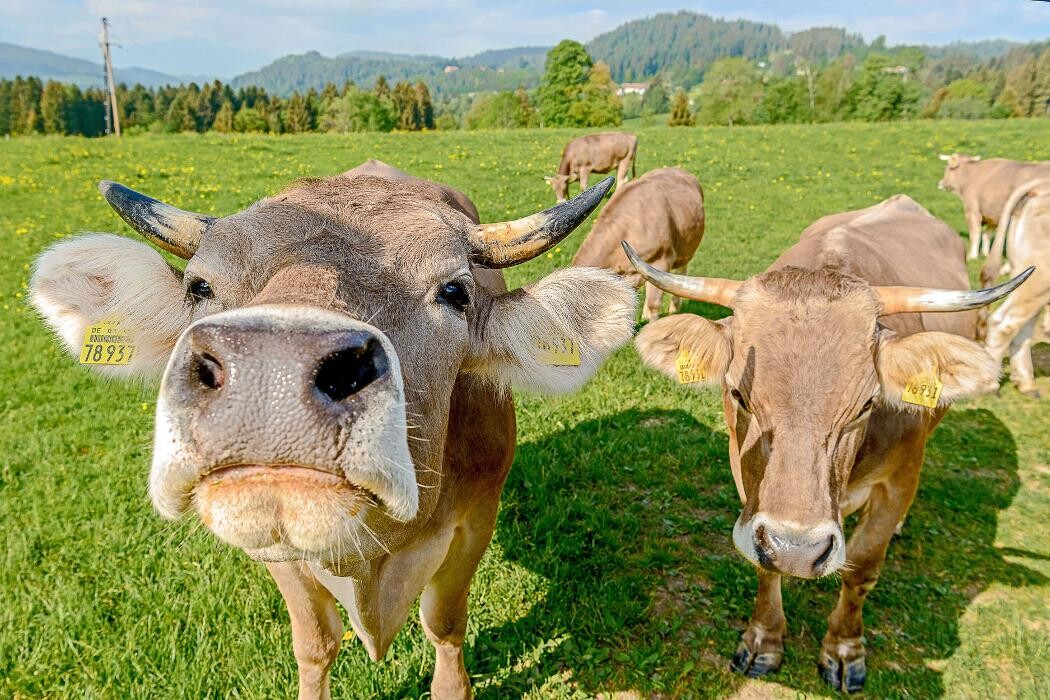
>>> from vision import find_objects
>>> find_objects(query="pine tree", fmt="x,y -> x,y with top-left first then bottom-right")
284,92 -> 312,133
667,88 -> 695,126
212,100 -> 234,132
415,81 -> 435,129
40,80 -> 70,134
374,75 -> 390,100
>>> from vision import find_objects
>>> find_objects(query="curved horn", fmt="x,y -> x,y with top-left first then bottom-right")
622,241 -> 741,307
99,180 -> 214,259
877,266 -> 1035,315
469,176 -> 614,268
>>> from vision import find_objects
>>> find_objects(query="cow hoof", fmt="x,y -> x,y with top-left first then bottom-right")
818,651 -> 866,693
1020,388 -> 1042,399
730,641 -> 782,678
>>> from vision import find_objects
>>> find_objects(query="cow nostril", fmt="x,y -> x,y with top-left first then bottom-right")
193,351 -> 224,390
813,535 -> 835,570
315,339 -> 385,402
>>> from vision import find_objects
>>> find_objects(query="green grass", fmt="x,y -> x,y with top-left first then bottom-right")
2,120 -> 1048,699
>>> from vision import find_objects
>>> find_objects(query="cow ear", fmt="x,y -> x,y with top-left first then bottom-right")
876,330 -> 999,410
465,267 -> 636,393
635,314 -> 732,388
30,234 -> 203,378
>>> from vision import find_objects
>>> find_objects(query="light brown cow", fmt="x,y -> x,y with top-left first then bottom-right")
573,167 -> 704,321
938,153 -> 1050,259
30,168 -> 636,700
625,195 -> 1030,692
980,178 -> 1050,397
545,131 -> 637,203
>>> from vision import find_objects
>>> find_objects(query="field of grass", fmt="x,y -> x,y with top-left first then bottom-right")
2,120 -> 1049,699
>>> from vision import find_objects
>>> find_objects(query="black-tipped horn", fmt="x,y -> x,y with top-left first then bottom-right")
99,180 -> 214,259
468,176 -> 614,268
876,266 -> 1035,315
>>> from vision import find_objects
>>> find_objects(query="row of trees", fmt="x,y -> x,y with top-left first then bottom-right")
5,40 -> 1050,136
0,75 -> 438,136
667,45 -> 1050,127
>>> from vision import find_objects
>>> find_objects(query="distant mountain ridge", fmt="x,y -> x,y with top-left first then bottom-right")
0,42 -> 206,87
0,11 -> 1034,96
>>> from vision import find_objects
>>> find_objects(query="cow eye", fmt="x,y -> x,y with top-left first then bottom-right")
730,388 -> 750,412
437,281 -> 469,311
859,397 -> 876,416
188,278 -> 213,301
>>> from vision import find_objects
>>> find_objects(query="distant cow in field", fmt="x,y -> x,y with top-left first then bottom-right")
545,131 -> 637,203
980,178 -> 1050,397
573,167 -> 704,321
626,195 -> 1030,692
938,153 -> 1050,259
31,166 -> 636,699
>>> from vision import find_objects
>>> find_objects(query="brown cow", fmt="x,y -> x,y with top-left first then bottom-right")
938,153 -> 1050,259
573,167 -> 704,321
30,168 -> 636,699
545,131 -> 637,203
625,195 -> 1030,692
981,178 -> 1050,397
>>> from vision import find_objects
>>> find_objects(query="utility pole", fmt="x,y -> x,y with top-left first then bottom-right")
99,17 -> 121,137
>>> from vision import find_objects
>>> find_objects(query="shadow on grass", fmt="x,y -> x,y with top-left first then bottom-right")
380,406 -> 1042,698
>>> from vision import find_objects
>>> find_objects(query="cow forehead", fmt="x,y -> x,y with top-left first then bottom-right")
192,177 -> 475,283
728,270 -> 879,388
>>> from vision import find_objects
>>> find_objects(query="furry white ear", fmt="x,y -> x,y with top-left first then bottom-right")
466,267 -> 636,393
635,314 -> 732,388
876,330 -> 999,410
30,234 -> 206,378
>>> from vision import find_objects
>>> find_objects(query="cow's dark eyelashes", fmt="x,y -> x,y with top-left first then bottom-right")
188,278 -> 213,301
436,281 -> 470,312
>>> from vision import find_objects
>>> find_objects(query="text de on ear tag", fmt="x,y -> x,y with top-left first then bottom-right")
536,337 -> 581,367
901,371 -> 942,408
676,349 -> 706,384
80,320 -> 136,366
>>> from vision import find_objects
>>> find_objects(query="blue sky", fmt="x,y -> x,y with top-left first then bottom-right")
2,1 -> 1049,79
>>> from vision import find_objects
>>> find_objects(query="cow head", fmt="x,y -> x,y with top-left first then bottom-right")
544,175 -> 572,203
938,153 -> 981,192
31,174 -> 635,571
624,242 -> 1029,579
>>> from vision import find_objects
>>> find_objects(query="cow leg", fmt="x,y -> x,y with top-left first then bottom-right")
642,280 -> 665,322
1009,314 -> 1040,397
820,474 -> 918,693
965,206 -> 983,259
578,168 -> 591,196
981,231 -> 992,257
667,265 -> 689,315
420,507 -> 498,700
731,570 -> 786,678
986,281 -> 1050,396
267,561 -> 344,700
617,158 -> 631,185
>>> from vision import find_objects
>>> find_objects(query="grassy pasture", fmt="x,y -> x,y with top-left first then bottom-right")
1,120 -> 1048,699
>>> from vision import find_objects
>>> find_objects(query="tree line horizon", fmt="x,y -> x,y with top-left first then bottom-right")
2,38 -> 1049,137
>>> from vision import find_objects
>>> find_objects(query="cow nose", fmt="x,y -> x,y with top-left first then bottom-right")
313,336 -> 386,402
752,517 -> 842,578
174,321 -> 389,408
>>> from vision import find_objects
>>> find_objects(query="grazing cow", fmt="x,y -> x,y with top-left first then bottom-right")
572,167 -> 704,321
545,131 -> 637,203
625,195 -> 1030,692
938,153 -> 1050,259
30,168 -> 636,699
980,178 -> 1050,398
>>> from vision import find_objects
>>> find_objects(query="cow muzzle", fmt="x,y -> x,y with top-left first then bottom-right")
150,305 -> 418,562
733,512 -> 845,579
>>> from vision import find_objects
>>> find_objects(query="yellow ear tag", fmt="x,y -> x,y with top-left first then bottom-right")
901,371 -> 942,408
535,337 -> 581,367
79,320 -> 136,366
676,349 -> 706,384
